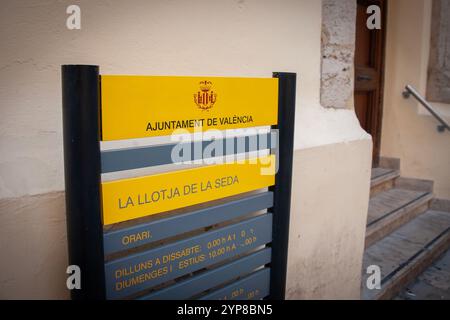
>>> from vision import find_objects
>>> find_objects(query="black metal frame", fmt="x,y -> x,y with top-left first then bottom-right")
61,65 -> 296,300
62,65 -> 106,299
269,73 -> 297,300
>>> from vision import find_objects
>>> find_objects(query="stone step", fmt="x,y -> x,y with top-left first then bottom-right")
395,248 -> 450,300
362,209 -> 450,300
365,188 -> 433,247
370,168 -> 400,197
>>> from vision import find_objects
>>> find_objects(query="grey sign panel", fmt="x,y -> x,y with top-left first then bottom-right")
105,214 -> 273,299
101,133 -> 273,173
138,248 -> 271,300
199,268 -> 271,300
103,192 -> 274,255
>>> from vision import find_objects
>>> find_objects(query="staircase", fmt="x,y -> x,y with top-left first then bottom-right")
361,158 -> 450,300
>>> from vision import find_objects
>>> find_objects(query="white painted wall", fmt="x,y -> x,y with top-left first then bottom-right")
287,141 -> 371,299
419,0 -> 450,117
382,0 -> 450,199
0,0 -> 369,199
0,0 -> 371,299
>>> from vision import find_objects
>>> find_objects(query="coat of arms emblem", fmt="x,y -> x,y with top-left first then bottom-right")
194,80 -> 217,110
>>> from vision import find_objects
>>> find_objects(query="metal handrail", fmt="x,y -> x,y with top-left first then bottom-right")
403,85 -> 450,133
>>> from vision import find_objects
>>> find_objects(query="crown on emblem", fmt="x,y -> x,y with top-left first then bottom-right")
199,80 -> 212,92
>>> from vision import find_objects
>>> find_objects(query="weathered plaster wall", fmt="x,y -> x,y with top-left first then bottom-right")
0,192 -> 68,299
321,0 -> 357,109
420,0 -> 450,118
427,0 -> 450,104
0,0 -> 371,299
382,0 -> 450,199
0,0 -> 368,199
287,140 -> 371,299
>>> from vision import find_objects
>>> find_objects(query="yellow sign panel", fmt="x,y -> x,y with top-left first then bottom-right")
101,75 -> 278,141
101,155 -> 275,225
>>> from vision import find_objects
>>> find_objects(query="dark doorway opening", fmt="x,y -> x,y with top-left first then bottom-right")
354,0 -> 387,167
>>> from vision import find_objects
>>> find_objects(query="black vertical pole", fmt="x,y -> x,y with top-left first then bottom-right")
62,65 -> 105,300
269,72 -> 297,300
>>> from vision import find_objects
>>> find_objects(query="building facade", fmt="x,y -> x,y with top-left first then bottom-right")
0,0 -> 448,299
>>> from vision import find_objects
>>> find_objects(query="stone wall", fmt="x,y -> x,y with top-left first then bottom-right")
321,0 -> 357,109
427,0 -> 450,103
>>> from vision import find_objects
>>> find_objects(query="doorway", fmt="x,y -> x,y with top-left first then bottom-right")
354,0 -> 387,167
